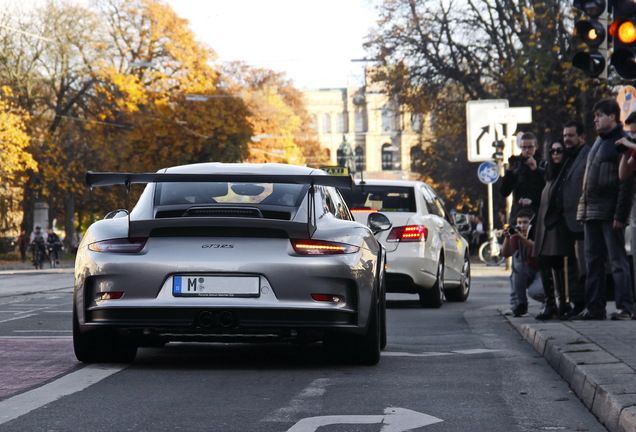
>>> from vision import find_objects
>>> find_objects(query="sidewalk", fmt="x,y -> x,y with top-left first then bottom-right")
472,262 -> 636,432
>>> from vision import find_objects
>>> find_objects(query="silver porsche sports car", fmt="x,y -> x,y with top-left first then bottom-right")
73,163 -> 390,365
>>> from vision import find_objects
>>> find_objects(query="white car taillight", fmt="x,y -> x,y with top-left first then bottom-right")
88,238 -> 148,253
386,226 -> 428,242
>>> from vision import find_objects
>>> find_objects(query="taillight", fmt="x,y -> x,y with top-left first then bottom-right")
386,226 -> 428,242
88,238 -> 147,253
350,209 -> 378,213
291,239 -> 360,255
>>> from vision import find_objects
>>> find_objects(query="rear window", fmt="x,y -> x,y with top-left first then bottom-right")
347,185 -> 416,212
155,182 -> 306,207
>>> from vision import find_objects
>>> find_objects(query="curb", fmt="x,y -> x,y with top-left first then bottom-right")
510,319 -> 636,432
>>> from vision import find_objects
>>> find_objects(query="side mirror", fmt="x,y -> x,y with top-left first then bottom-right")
453,213 -> 467,226
367,212 -> 392,235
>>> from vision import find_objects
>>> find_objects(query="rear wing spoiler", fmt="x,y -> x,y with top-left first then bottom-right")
85,170 -> 354,239
86,172 -> 354,190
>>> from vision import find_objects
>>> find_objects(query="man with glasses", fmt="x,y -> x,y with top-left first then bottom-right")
500,132 -> 546,223
575,98 -> 634,320
554,121 -> 590,318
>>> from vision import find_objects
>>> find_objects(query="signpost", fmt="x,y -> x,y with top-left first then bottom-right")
466,100 -> 532,240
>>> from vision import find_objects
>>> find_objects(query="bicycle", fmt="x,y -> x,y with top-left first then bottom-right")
47,241 -> 61,268
478,229 -> 505,266
31,241 -> 46,270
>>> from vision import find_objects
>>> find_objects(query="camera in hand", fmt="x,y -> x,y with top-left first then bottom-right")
617,136 -> 636,154
508,155 -> 529,165
507,225 -> 519,234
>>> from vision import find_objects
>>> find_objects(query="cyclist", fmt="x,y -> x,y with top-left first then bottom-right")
29,225 -> 47,267
46,229 -> 62,264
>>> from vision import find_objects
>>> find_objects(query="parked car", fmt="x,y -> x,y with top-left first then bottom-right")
73,163 -> 390,365
345,179 -> 471,308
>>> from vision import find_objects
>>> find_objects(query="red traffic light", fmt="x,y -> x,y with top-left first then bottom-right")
609,19 -> 636,44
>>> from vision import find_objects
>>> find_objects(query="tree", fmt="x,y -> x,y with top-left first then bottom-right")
365,0 -> 608,211
220,62 -> 328,167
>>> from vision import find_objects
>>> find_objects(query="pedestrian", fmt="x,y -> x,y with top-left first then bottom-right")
499,132 -> 546,222
501,207 -> 545,317
615,111 -> 636,180
533,139 -> 573,320
575,98 -> 634,320
558,120 -> 591,318
16,230 -> 28,263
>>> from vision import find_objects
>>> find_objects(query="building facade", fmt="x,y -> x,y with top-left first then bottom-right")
301,73 -> 427,180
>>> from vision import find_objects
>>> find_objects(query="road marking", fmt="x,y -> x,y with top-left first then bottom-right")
0,364 -> 127,425
263,378 -> 331,423
383,348 -> 500,357
0,314 -> 36,324
13,330 -> 72,333
286,407 -> 443,432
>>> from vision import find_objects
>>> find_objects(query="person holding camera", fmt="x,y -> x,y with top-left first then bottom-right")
575,98 -> 634,321
615,111 -> 636,181
499,132 -> 546,223
501,208 -> 545,317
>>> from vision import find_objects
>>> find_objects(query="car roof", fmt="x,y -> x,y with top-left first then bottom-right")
355,179 -> 427,188
162,163 -> 326,177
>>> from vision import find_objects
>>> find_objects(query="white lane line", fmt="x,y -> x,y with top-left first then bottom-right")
0,336 -> 72,339
13,330 -> 72,333
0,314 -> 36,324
0,364 -> 127,425
263,378 -> 331,423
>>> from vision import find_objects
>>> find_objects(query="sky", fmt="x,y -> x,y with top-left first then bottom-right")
165,0 -> 380,89
1,0 -> 380,89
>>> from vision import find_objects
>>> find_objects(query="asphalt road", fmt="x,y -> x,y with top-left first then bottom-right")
0,269 -> 607,432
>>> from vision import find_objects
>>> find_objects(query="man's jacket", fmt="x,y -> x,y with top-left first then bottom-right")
577,124 -> 633,224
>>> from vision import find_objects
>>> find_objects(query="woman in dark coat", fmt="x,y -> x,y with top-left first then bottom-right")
533,139 -> 574,320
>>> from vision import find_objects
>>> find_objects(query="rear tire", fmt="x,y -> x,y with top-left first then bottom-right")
478,241 -> 504,266
419,259 -> 444,308
324,295 -> 381,366
73,306 -> 137,363
445,255 -> 470,302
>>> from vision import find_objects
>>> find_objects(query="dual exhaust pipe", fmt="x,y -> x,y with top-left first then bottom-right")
196,310 -> 236,329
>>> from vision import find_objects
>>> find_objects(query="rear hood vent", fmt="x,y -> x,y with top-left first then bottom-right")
185,207 -> 262,218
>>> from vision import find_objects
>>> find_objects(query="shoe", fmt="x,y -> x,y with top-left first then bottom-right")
502,308 -> 514,316
570,310 -> 606,321
561,305 -> 584,320
535,308 -> 556,321
610,310 -> 633,321
512,304 -> 528,317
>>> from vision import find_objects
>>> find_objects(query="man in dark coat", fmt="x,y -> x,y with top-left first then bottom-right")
575,99 -> 634,320
556,121 -> 590,317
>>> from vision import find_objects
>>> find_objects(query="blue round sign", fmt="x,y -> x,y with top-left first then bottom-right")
478,162 -> 499,184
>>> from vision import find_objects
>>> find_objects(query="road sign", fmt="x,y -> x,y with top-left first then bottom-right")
478,161 -> 499,184
466,100 -> 508,162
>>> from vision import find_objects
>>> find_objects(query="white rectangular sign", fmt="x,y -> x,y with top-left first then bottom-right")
466,100 -> 508,162
487,107 -> 532,125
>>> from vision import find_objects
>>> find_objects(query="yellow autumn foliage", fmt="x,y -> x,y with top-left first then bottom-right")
0,88 -> 37,180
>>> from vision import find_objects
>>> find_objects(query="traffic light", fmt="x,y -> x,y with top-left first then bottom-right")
572,0 -> 608,78
492,140 -> 505,161
609,0 -> 636,79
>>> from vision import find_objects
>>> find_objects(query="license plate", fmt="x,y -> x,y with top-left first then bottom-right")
173,276 -> 260,297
